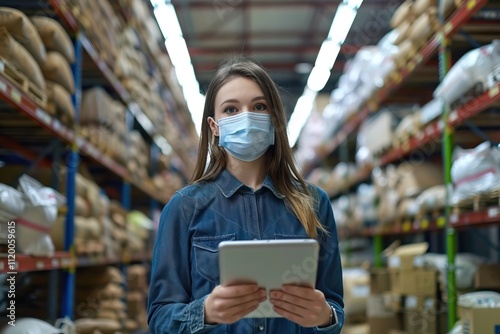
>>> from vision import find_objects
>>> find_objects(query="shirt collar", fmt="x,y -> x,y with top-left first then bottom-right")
215,169 -> 285,199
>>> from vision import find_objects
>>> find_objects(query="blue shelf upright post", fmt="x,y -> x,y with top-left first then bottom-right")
61,33 -> 82,319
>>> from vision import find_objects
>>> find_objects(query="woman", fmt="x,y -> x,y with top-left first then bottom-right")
147,57 -> 344,333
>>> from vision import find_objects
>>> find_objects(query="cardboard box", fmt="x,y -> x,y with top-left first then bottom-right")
384,292 -> 404,312
368,295 -> 397,318
459,306 -> 500,334
370,268 -> 392,294
474,264 -> 500,290
369,316 -> 403,334
390,269 -> 437,296
387,242 -> 429,271
342,323 -> 370,334
404,296 -> 436,311
403,309 -> 447,334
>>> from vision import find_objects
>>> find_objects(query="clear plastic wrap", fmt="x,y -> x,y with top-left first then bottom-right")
458,291 -> 500,308
423,253 -> 486,290
416,185 -> 447,210
420,97 -> 444,125
451,142 -> 500,203
434,40 -> 500,108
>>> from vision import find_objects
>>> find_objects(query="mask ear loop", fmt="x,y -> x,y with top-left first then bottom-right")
208,116 -> 220,137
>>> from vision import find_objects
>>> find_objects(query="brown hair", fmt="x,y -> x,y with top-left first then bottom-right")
191,57 -> 326,238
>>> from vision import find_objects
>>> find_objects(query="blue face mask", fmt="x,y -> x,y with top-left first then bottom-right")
217,112 -> 275,162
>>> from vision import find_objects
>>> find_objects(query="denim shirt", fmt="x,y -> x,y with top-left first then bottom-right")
148,169 -> 344,334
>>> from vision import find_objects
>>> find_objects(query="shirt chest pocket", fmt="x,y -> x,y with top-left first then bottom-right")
192,233 -> 236,283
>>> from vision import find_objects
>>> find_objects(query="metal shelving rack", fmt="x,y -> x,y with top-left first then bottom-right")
308,0 -> 500,331
0,0 -> 189,320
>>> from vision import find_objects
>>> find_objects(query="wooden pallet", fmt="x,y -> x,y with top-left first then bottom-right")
453,190 -> 500,213
0,57 -> 47,108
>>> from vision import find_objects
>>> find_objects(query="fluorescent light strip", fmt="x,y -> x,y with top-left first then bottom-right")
151,0 -> 205,136
288,1 -> 363,148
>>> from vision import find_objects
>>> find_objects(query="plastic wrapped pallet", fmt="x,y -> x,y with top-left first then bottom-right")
423,253 -> 486,290
451,142 -> 500,204
31,16 -> 75,63
0,27 -> 46,90
396,198 -> 420,219
0,7 -> 46,64
393,110 -> 422,141
416,185 -> 447,211
434,40 -> 500,108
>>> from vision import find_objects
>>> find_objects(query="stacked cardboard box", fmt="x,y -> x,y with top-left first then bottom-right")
368,268 -> 403,333
384,242 -> 446,334
127,265 -> 149,331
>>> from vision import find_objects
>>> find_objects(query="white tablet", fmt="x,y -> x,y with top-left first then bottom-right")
218,239 -> 319,318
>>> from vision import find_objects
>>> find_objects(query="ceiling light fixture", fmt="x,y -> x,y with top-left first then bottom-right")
287,0 -> 363,148
151,0 -> 205,136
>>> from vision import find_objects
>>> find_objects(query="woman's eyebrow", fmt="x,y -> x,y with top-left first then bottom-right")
220,99 -> 239,107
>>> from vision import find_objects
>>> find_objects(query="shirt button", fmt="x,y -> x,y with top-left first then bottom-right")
259,324 -> 264,331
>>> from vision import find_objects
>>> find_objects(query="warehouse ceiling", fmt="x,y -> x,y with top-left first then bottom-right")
171,0 -> 401,117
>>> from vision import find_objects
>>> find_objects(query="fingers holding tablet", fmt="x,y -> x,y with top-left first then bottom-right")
204,284 -> 268,324
269,285 -> 331,328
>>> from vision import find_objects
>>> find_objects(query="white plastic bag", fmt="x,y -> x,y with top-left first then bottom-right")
0,183 -> 25,221
451,142 -> 500,203
16,175 -> 65,256
434,40 -> 500,108
1,317 -> 64,334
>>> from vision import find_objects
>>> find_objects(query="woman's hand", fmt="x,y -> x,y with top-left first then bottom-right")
269,285 -> 331,327
204,284 -> 267,325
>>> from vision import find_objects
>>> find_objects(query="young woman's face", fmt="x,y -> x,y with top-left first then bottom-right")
212,76 -> 270,122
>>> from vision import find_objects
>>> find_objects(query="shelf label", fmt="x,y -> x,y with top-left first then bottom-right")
449,111 -> 458,123
426,125 -> 435,136
11,89 -> 21,104
488,207 -> 500,218
489,86 -> 499,98
408,61 -> 415,73
53,119 -> 62,133
402,220 -> 412,232
421,219 -> 429,230
51,259 -> 59,268
467,0 -> 476,10
0,79 -> 6,93
36,261 -> 44,270
444,23 -> 453,35
35,108 -> 51,125
437,216 -> 446,227
450,214 -> 459,224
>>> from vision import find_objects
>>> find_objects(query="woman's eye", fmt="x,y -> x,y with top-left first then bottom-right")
254,103 -> 267,111
224,106 -> 237,114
